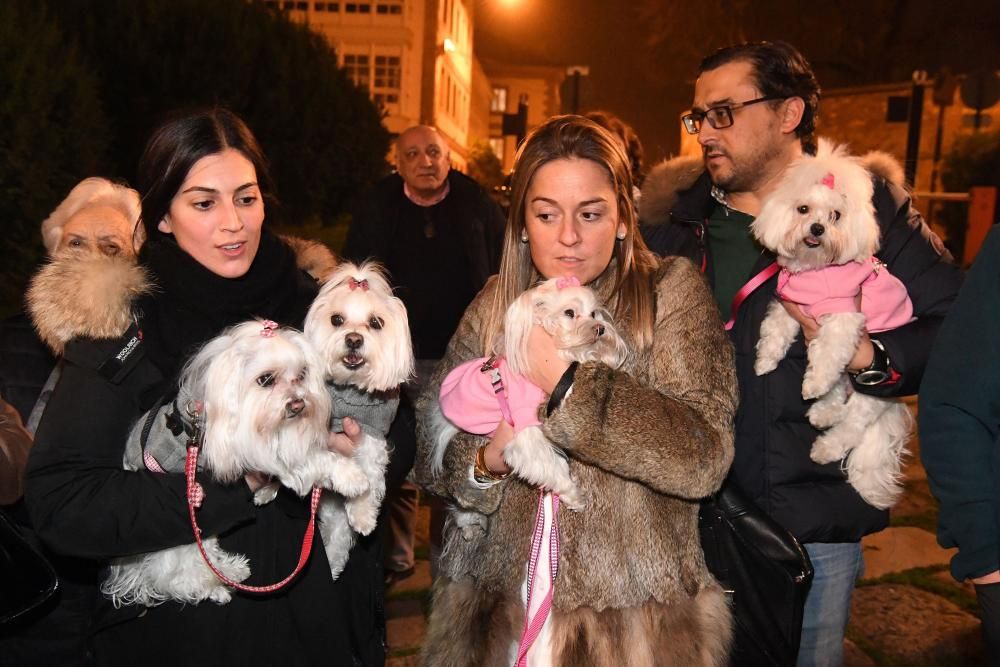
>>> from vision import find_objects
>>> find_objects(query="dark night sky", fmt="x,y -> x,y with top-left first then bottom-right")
474,0 -> 1000,169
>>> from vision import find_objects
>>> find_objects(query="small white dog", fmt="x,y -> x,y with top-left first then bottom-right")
751,140 -> 914,509
102,320 -> 370,607
431,277 -> 629,536
304,261 -> 414,578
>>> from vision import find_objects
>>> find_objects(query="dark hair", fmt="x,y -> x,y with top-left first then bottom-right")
699,41 -> 821,153
137,107 -> 273,244
583,111 -> 645,185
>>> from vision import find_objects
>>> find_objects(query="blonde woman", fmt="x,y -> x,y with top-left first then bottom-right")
415,115 -> 737,666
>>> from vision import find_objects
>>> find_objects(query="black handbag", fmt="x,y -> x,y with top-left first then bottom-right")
0,509 -> 59,625
699,481 -> 813,666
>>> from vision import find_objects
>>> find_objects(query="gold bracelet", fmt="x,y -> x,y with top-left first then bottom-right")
474,445 -> 510,482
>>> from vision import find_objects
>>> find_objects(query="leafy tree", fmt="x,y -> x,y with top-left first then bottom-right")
467,140 -> 504,193
0,1 -> 109,314
50,0 -> 390,225
940,130 -> 1000,258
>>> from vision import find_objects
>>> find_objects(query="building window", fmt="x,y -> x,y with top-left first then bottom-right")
489,137 -> 504,163
886,95 -> 910,123
282,1 -> 296,10
342,53 -> 370,88
314,2 -> 341,10
490,87 -> 508,113
376,1 -> 403,14
373,55 -> 401,108
345,2 -> 371,12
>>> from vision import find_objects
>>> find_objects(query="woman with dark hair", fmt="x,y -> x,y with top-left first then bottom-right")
25,108 -> 380,666
414,115 -> 737,665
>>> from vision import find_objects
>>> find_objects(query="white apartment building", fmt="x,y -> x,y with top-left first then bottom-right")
266,0 -> 475,169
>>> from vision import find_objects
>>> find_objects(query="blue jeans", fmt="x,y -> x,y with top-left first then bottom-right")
796,542 -> 864,667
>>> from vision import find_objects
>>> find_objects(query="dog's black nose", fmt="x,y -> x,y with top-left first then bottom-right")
345,333 -> 364,349
595,324 -> 605,337
286,399 -> 305,417
810,223 -> 825,237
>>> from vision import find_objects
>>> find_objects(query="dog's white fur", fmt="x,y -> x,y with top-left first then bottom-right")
102,321 -> 370,607
429,279 -> 629,536
751,140 -> 911,509
305,261 -> 414,578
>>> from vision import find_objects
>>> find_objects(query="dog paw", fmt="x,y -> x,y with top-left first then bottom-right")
801,374 -> 831,400
328,465 -> 370,499
207,586 -> 233,605
346,501 -> 378,535
807,402 -> 844,429
754,356 -> 778,376
556,485 -> 587,511
809,435 -> 846,465
460,520 -> 487,540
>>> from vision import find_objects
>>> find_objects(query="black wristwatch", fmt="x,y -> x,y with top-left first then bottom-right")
850,338 -> 891,386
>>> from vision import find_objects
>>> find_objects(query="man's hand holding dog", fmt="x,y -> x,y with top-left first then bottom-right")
327,417 -> 366,457
781,297 -> 875,372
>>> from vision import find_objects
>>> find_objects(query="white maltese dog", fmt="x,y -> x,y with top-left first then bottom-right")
102,320 -> 370,607
430,277 -> 629,537
304,261 -> 414,578
751,140 -> 914,509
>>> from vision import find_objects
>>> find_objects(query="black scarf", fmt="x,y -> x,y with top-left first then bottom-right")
136,229 -> 316,387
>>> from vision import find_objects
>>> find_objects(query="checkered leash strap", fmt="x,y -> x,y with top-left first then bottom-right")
183,415 -> 321,594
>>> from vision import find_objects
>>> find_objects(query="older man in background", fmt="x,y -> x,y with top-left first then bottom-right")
344,125 -> 505,585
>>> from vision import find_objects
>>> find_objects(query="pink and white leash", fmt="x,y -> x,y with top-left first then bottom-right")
515,490 -> 561,666
182,413 -> 321,594
480,356 -> 563,664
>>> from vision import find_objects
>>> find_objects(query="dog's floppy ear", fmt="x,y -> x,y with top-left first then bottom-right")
291,331 -> 333,422
595,307 -> 631,369
194,324 -> 253,482
372,292 -> 415,391
503,285 -> 547,376
751,193 -> 799,259
839,159 -> 879,261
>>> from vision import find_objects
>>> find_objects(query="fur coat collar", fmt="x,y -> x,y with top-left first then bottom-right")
27,236 -> 336,356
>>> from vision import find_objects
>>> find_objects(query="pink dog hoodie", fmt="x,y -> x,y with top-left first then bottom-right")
439,357 -> 547,435
777,257 -> 914,333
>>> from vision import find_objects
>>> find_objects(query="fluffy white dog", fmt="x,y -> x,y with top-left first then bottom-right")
430,277 -> 629,537
304,261 -> 414,578
751,140 -> 914,509
102,321 -> 370,607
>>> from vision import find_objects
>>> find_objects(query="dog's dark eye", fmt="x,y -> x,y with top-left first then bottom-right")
564,309 -> 576,318
256,373 -> 275,388
797,205 -> 810,214
297,368 -> 307,381
832,210 -> 842,221
330,314 -> 344,327
369,316 -> 384,330
591,311 -> 598,319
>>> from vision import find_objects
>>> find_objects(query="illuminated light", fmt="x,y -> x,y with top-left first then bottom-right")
443,37 -> 456,53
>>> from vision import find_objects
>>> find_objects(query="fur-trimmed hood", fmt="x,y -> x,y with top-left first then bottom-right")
638,139 -> 907,227
27,237 -> 337,355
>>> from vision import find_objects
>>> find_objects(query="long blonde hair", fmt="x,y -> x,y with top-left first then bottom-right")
481,115 -> 659,354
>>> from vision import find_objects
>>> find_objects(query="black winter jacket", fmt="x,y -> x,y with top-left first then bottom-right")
640,160 -> 963,542
24,238 -> 385,666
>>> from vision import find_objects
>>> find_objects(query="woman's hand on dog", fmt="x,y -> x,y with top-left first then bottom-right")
781,296 -> 875,371
327,417 -> 365,457
524,325 -> 571,395
483,420 -> 514,476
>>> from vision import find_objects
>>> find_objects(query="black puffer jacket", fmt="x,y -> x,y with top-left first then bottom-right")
639,155 -> 963,542
0,309 -> 55,423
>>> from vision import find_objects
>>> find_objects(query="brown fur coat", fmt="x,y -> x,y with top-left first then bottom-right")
414,256 -> 738,666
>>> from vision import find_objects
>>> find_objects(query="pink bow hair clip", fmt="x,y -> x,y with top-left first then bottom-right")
348,277 -> 369,291
556,276 -> 581,290
260,320 -> 279,338
820,172 -> 836,189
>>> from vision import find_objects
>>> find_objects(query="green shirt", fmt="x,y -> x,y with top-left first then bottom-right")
706,202 -> 763,319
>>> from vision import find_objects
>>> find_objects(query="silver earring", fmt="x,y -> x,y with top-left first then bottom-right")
617,231 -> 626,240
520,231 -> 529,243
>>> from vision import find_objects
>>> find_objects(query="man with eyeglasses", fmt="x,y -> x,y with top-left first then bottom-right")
640,41 -> 962,666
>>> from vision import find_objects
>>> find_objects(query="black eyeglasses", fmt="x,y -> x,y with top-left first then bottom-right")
681,96 -> 784,134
